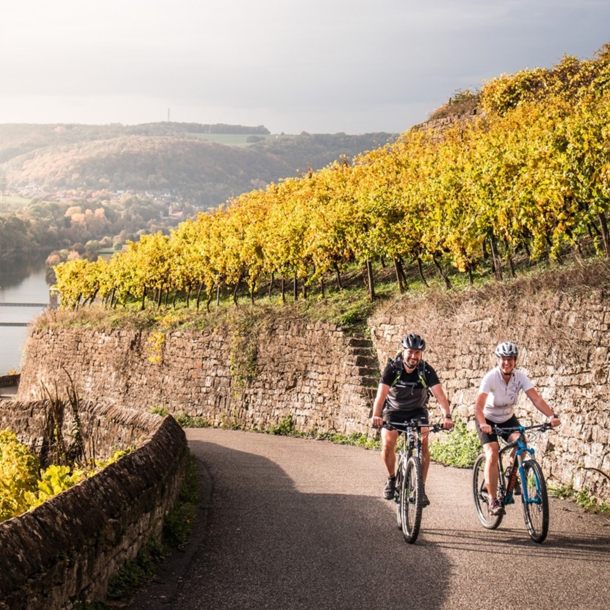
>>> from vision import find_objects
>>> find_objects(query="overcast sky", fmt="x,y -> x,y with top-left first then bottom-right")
1,1 -> 609,133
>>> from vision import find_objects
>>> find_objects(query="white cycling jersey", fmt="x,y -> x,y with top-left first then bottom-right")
478,367 -> 534,423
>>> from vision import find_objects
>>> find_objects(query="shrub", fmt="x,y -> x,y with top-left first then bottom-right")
0,430 -> 39,521
429,419 -> 481,468
268,414 -> 295,436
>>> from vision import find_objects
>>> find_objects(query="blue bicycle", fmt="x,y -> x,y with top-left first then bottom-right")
472,423 -> 551,543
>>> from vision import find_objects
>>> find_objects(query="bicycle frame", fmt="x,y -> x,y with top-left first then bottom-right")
495,424 -> 549,507
390,421 -> 441,467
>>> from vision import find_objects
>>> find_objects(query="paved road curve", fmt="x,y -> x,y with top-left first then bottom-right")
130,429 -> 610,610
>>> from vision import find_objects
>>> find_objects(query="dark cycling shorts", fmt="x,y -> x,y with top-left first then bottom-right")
475,415 -> 521,445
382,408 -> 429,432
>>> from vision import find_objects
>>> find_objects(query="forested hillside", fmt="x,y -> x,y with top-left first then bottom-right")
0,123 -> 395,208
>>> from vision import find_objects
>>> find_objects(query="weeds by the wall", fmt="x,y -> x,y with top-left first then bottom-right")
38,371 -> 88,468
174,414 -> 210,428
146,331 -> 166,365
150,407 -> 210,429
228,310 -> 266,389
429,419 -> 481,468
314,431 -> 381,450
106,538 -> 166,602
263,413 -> 381,448
548,479 -> 610,517
267,413 -> 296,435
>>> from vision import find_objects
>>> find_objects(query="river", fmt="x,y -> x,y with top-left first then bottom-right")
0,259 -> 51,375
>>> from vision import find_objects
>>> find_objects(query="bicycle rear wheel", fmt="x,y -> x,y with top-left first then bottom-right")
400,456 -> 423,543
472,453 -> 503,529
521,459 -> 549,543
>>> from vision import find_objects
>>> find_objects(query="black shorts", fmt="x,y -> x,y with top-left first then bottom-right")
475,415 -> 521,445
382,408 -> 429,432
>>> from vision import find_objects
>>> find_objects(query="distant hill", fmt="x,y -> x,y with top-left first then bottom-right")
0,123 -> 396,208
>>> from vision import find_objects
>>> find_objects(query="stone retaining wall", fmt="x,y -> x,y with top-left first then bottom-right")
18,320 -> 378,437
15,279 -> 610,505
369,285 -> 610,500
0,400 -> 187,609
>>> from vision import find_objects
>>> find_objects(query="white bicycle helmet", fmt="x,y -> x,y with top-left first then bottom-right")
495,341 -> 518,358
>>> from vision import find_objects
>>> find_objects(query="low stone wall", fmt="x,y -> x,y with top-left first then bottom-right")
370,283 -> 610,500
18,319 -> 378,437
0,400 -> 187,609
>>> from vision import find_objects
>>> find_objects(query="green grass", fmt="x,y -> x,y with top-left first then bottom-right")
159,410 -> 382,450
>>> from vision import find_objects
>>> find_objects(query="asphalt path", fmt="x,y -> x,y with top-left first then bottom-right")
129,429 -> 610,610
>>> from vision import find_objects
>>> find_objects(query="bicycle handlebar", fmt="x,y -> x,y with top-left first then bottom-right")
492,422 -> 552,434
386,421 -> 444,433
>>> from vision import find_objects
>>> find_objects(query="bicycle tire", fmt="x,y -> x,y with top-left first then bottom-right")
395,464 -> 404,529
400,456 -> 423,543
521,459 -> 549,543
472,453 -> 503,529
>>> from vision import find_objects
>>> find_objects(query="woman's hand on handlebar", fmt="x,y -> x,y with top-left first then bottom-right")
480,422 -> 492,434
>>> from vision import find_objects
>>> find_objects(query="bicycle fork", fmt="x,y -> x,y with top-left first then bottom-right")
518,449 -> 544,506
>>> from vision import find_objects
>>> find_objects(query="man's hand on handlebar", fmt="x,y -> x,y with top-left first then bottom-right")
480,422 -> 492,434
371,415 -> 384,428
443,417 -> 455,430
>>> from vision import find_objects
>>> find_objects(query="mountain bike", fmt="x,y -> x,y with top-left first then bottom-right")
472,423 -> 552,543
389,419 -> 443,544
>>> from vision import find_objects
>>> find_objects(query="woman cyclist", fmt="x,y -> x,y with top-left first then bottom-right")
474,341 -> 561,515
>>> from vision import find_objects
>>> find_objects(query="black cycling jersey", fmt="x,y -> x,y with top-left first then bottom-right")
380,358 -> 440,415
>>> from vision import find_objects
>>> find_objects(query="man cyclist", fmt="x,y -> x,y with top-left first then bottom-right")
475,341 -> 561,516
371,333 -> 453,505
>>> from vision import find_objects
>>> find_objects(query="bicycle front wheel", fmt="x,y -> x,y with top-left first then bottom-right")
472,453 -> 503,529
400,456 -> 423,544
395,466 -> 404,529
521,459 -> 549,543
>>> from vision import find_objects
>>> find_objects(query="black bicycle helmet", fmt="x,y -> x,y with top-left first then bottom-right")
494,341 -> 518,358
401,333 -> 426,351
